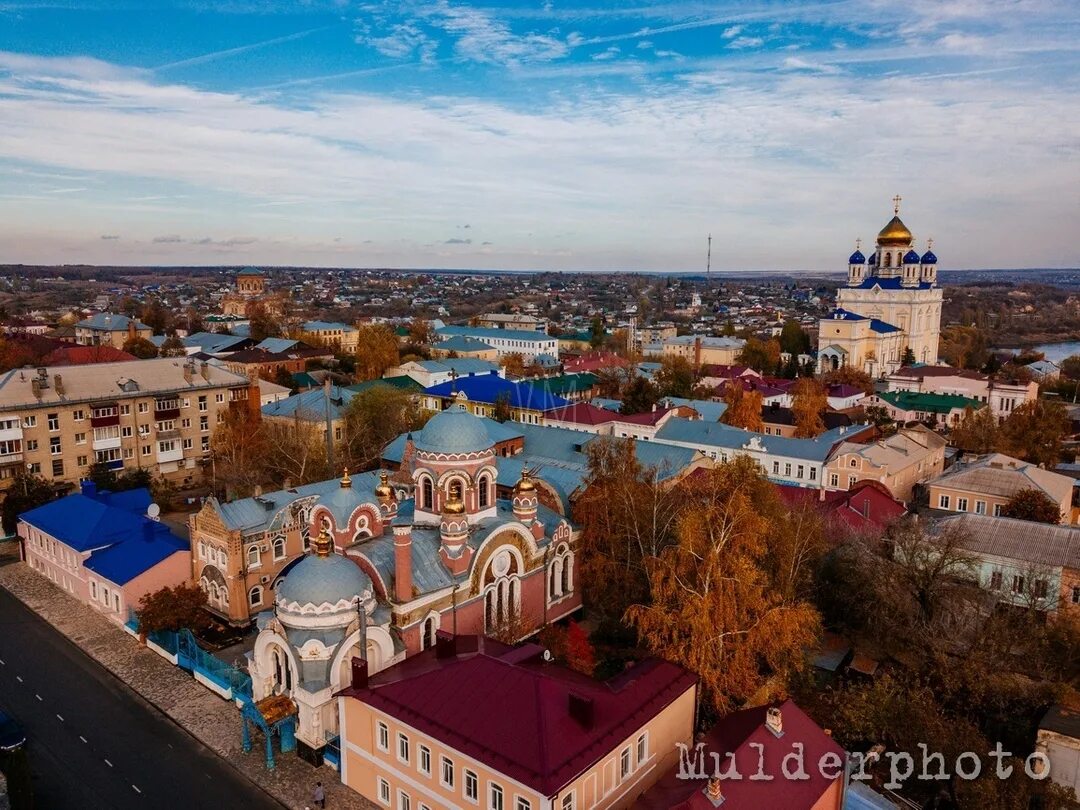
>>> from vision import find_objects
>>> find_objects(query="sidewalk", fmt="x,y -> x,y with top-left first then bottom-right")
0,556 -> 373,810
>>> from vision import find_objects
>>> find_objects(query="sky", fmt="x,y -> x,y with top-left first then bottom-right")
0,1 -> 1077,272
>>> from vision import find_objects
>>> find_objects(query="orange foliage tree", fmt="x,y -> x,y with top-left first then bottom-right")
625,456 -> 821,718
721,384 -> 764,431
791,377 -> 827,438
355,323 -> 401,381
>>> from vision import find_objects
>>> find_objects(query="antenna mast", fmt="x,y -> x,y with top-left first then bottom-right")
706,234 -> 712,286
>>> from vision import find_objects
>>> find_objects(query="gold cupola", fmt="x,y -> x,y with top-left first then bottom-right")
375,472 -> 394,501
877,215 -> 913,246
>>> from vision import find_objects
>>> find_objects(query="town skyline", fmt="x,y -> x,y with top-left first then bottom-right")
1,0 -> 1078,271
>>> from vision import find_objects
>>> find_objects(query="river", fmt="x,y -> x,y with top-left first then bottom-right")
1019,342 -> 1080,363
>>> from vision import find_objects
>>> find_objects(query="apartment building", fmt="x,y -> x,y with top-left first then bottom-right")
660,335 -> 746,367
927,453 -> 1075,524
301,320 -> 359,353
338,635 -> 696,810
474,313 -> 548,332
885,365 -> 1038,421
823,424 -> 946,502
0,358 -> 255,492
435,326 -> 558,362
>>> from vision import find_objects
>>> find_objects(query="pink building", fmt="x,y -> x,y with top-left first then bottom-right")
19,481 -> 190,623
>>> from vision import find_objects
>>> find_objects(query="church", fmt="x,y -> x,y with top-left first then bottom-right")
817,198 -> 942,377
245,396 -> 580,760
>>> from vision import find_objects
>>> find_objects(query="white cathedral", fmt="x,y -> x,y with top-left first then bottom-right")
817,197 -> 942,377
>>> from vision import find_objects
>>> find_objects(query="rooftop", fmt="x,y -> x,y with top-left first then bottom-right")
76,313 -> 150,332
438,325 -> 556,343
935,512 -> 1080,570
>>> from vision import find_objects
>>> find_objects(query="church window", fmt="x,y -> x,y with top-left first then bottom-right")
478,474 -> 490,508
421,616 -> 438,650
272,536 -> 286,560
248,585 -> 263,606
247,545 -> 260,567
421,476 -> 433,509
883,252 -> 891,268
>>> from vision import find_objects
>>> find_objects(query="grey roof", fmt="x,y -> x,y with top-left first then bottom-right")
254,337 -> 301,353
76,312 -> 149,332
261,384 -> 356,422
935,513 -> 1080,570
415,359 -> 501,376
1040,705 -> 1080,739
654,417 -> 853,463
660,397 -> 728,422
183,331 -> 249,354
929,453 -> 1072,507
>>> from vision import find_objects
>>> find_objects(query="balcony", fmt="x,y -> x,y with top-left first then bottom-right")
90,413 -> 120,428
92,436 -> 122,451
154,405 -> 180,420
0,425 -> 22,443
156,428 -> 181,441
156,446 -> 184,464
0,451 -> 23,466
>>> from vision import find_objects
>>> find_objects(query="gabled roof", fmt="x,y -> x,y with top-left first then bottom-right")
438,325 -> 556,343
84,522 -> 188,586
527,373 -> 598,396
432,335 -> 494,352
183,332 -> 251,354
261,385 -> 356,422
929,453 -> 1073,507
876,390 -> 984,413
656,418 -> 861,463
659,397 -> 727,422
40,344 -> 137,366
545,402 -> 618,426
346,376 -> 422,395
76,313 -> 149,332
302,320 -> 357,333
935,513 -> 1080,570
340,639 -> 696,797
414,358 -> 501,376
254,337 -> 303,354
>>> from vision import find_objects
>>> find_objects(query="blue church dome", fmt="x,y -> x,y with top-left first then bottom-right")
848,250 -> 865,264
415,398 -> 493,455
868,252 -> 878,265
277,550 -> 370,608
903,249 -> 921,264
921,250 -> 937,265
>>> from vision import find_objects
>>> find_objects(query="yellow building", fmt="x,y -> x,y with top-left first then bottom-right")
300,320 -> 359,353
221,268 -> 287,318
74,313 -> 153,349
660,335 -> 745,367
818,198 -> 943,376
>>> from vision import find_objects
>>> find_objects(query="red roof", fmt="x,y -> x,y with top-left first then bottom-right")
562,351 -> 629,374
40,344 -> 137,365
638,700 -> 844,809
699,365 -> 758,379
340,637 -> 696,797
615,407 -> 673,426
775,480 -> 906,533
546,402 -> 619,426
893,365 -> 987,381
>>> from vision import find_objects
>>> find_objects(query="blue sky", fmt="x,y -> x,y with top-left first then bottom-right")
0,1 -> 1077,271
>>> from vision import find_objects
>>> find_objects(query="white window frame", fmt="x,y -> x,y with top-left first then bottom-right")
376,721 -> 390,752
378,778 -> 391,806
464,769 -> 478,803
440,757 -> 455,790
397,732 -> 410,765
418,745 -> 431,776
636,731 -> 648,765
489,784 -> 504,810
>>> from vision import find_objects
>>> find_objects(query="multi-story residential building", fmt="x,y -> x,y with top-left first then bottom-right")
927,453 -> 1075,524
885,365 -> 1038,421
660,335 -> 745,367
865,390 -> 986,428
74,313 -> 153,349
823,424 -> 946,502
301,320 -> 359,353
474,312 -> 548,332
336,635 -> 696,810
933,513 -> 1080,616
0,358 -> 255,492
435,326 -> 558,362
20,482 -> 190,624
636,322 -> 678,350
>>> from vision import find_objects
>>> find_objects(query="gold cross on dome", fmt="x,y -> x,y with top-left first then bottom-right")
855,238 -> 862,251
927,237 -> 934,250
892,194 -> 902,214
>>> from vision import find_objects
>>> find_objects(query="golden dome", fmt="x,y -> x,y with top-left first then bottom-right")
442,496 -> 466,515
340,467 -> 352,489
515,470 -> 537,492
877,215 -> 912,247
313,526 -> 333,558
375,472 -> 394,500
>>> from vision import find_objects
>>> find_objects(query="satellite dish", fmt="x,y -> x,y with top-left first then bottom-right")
147,503 -> 161,521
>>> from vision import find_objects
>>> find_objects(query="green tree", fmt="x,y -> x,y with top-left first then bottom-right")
2,473 -> 60,535
779,320 -> 811,357
343,386 -> 428,469
1001,488 -> 1063,524
619,377 -> 659,415
736,337 -> 781,374
159,335 -> 186,357
589,316 -> 605,349
122,337 -> 159,359
902,346 -> 917,366
653,356 -> 694,398
1000,399 -> 1069,468
1060,354 -> 1080,380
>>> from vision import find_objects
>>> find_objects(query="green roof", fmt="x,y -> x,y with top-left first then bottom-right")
877,390 -> 985,414
394,326 -> 411,337
345,375 -> 422,394
558,331 -> 594,343
526,373 -> 598,396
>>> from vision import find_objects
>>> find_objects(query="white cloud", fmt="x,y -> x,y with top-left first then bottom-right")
419,1 -> 568,65
727,36 -> 763,50
592,46 -> 620,61
721,25 -> 743,39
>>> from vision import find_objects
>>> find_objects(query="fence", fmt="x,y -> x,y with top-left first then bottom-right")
126,613 -> 252,705
323,732 -> 341,771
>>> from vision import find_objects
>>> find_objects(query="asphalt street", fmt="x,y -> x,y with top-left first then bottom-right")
0,585 -> 284,809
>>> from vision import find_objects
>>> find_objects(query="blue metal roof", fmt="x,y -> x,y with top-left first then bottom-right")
437,325 -> 556,343
921,249 -> 937,265
84,523 -> 187,586
827,308 -> 901,334
848,250 -> 866,264
254,337 -> 301,353
654,418 -> 852,463
852,277 -> 934,290
432,336 -> 494,352
903,249 -> 921,264
303,320 -> 356,332
660,397 -> 728,422
424,376 -> 569,411
214,472 -> 382,535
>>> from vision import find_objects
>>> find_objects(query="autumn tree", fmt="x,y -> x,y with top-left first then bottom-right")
779,320 -> 811,357
159,335 -> 186,357
721,384 -> 763,431
564,620 -> 596,677
245,300 -> 281,342
889,521 -> 978,634
939,325 -> 990,369
354,323 -> 400,381
619,376 -> 659,415
264,418 -> 335,487
1000,399 -> 1069,468
122,337 -> 159,359
654,356 -> 694,398
499,352 -> 526,378
492,391 -> 512,423
210,406 -> 271,498
790,377 -> 827,438
949,405 -> 1000,455
140,298 -> 170,333
626,457 -> 821,717
1001,487 -> 1063,524
137,583 -> 211,638
573,437 -> 682,624
342,387 -> 427,471
589,316 -> 605,349
736,337 -> 781,374
408,317 -> 433,345
1060,354 -> 1080,380
819,365 -> 874,394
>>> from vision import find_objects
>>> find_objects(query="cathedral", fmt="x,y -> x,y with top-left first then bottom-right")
246,396 -> 580,759
817,197 -> 942,377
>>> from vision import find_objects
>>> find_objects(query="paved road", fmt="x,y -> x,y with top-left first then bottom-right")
0,586 -> 284,810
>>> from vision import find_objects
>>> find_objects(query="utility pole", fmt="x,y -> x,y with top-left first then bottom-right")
706,233 -> 712,287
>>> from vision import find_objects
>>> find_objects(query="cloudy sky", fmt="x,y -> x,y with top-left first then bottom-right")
0,0 -> 1077,271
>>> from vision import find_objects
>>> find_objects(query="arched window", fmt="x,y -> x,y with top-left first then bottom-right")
422,616 -> 438,650
272,536 -> 286,560
883,252 -> 891,268
248,585 -> 263,607
478,474 -> 490,508
421,476 -> 433,510
561,555 -> 572,595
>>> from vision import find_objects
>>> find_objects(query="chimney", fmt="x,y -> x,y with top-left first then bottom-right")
54,374 -> 64,396
435,630 -> 457,659
199,360 -> 209,381
704,778 -> 724,806
127,320 -> 136,341
393,525 -> 413,602
350,656 -> 369,690
694,336 -> 702,368
568,693 -> 594,729
31,378 -> 42,400
253,484 -> 262,497
183,361 -> 193,384
765,706 -> 783,737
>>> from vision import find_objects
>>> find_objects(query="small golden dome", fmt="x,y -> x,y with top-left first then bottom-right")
340,467 -> 352,489
877,215 -> 912,246
375,472 -> 393,500
313,526 -> 333,558
443,496 -> 466,515
515,470 -> 537,492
